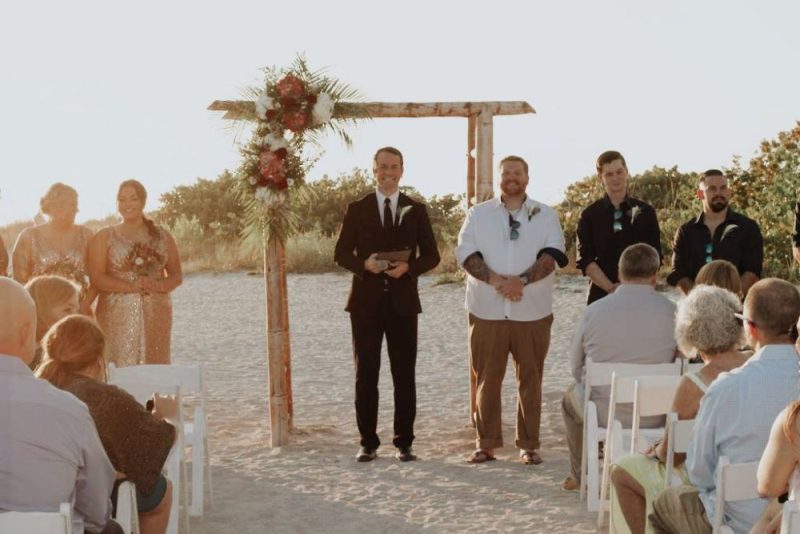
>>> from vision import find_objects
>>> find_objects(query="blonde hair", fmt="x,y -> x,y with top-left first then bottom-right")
695,260 -> 742,296
35,315 -> 106,388
25,275 -> 80,342
40,183 -> 78,216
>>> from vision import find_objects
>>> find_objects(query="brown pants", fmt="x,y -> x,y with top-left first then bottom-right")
650,485 -> 712,534
469,313 -> 553,450
561,383 -> 584,480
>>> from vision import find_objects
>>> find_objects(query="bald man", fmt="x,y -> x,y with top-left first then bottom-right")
0,278 -> 121,534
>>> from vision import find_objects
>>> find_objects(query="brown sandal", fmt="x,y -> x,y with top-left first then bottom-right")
466,449 -> 496,464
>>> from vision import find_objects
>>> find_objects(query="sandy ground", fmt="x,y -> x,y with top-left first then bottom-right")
171,272 -> 600,533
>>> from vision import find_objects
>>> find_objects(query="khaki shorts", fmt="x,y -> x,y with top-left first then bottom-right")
649,485 -> 712,534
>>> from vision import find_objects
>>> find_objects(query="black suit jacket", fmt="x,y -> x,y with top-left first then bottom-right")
334,192 -> 440,316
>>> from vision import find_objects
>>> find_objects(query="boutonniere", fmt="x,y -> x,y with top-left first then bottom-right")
721,224 -> 738,240
527,204 -> 541,221
398,205 -> 413,226
628,205 -> 642,224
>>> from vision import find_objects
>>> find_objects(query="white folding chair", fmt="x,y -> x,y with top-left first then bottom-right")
664,413 -> 695,490
599,374 -> 682,527
110,378 -> 189,534
781,499 -> 800,534
115,481 -> 141,534
0,503 -> 73,534
713,456 -> 760,533
682,361 -> 705,375
109,364 -> 212,517
579,358 -> 682,512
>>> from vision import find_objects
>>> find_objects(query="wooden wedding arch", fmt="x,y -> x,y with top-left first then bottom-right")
208,99 -> 535,446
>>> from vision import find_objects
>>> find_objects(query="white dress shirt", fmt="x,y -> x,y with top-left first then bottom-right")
687,344 -> 800,533
456,196 -> 566,321
375,189 -> 399,226
0,354 -> 116,534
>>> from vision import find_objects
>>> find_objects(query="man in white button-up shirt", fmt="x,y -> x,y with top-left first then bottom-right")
651,278 -> 800,534
456,155 -> 567,465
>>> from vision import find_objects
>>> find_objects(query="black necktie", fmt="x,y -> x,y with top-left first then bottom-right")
383,198 -> 393,230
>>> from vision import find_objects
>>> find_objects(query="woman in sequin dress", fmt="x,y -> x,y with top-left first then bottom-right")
11,183 -> 95,313
89,180 -> 183,366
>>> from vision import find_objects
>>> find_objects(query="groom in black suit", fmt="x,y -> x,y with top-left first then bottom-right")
334,146 -> 440,462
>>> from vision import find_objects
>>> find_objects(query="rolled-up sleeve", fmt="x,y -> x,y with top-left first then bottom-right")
75,413 -> 115,532
455,207 -> 479,266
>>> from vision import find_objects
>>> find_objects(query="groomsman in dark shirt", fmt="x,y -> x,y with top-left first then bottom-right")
793,201 -> 800,266
667,169 -> 763,295
576,150 -> 662,304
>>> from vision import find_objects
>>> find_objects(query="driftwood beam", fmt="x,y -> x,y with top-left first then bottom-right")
208,100 -> 535,120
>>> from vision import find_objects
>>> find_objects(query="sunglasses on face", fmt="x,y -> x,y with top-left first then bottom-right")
509,214 -> 521,241
613,209 -> 623,232
705,242 -> 713,264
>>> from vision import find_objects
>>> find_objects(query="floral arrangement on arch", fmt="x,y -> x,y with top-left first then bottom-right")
235,56 -> 364,243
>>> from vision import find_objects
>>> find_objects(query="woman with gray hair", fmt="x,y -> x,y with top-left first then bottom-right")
608,285 -> 749,534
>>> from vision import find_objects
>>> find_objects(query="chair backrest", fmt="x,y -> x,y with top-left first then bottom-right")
109,364 -> 206,415
664,413 -> 696,490
633,375 -> 683,418
682,361 -> 705,375
713,456 -> 760,530
780,500 -> 800,534
0,503 -> 73,534
585,359 -> 682,390
115,481 -> 140,534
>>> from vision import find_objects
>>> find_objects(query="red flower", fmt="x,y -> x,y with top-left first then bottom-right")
279,96 -> 299,110
282,110 -> 308,132
265,109 -> 277,121
274,148 -> 288,159
276,74 -> 305,100
306,94 -> 317,105
259,150 -> 287,182
274,178 -> 289,190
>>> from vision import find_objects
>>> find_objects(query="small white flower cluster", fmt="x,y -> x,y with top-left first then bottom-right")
134,257 -> 145,266
255,187 -> 287,207
255,93 -> 274,119
311,92 -> 334,126
260,132 -> 289,151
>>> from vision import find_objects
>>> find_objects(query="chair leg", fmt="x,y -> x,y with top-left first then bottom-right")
204,435 -> 213,507
165,448 -> 180,534
180,451 -> 191,534
189,439 -> 204,517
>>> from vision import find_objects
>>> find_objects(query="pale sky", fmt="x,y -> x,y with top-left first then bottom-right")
2,0 -> 799,226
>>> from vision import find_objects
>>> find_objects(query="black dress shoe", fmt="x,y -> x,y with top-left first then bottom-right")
395,446 -> 417,462
356,447 -> 377,462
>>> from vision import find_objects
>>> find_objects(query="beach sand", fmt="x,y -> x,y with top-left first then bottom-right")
172,272 -> 602,533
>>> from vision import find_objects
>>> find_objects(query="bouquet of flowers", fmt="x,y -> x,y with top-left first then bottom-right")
126,242 -> 163,278
234,56 -> 363,244
42,257 -> 90,291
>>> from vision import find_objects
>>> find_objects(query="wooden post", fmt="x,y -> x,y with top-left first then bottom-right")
475,107 -> 494,202
264,234 -> 292,446
467,115 -> 476,208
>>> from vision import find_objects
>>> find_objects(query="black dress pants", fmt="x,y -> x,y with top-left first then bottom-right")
350,292 -> 418,450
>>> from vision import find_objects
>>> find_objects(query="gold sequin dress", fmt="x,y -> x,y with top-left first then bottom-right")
96,226 -> 172,366
12,225 -> 92,292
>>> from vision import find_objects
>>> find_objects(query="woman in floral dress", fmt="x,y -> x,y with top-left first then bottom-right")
11,183 -> 95,312
88,180 -> 182,366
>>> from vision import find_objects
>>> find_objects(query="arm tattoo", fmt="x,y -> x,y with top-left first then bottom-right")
520,254 -> 556,284
463,252 -> 492,283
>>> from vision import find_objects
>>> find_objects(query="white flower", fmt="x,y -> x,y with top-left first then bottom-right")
629,205 -> 642,223
398,205 -> 413,225
262,132 -> 289,151
311,92 -> 334,126
248,176 -> 257,185
134,257 -> 145,266
287,178 -> 294,187
255,93 -> 274,119
527,204 -> 541,221
721,224 -> 739,240
255,186 -> 270,202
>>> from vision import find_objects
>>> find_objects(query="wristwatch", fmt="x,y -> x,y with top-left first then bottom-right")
519,274 -> 529,286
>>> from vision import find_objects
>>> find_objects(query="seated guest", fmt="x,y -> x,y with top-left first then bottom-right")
36,314 -> 176,534
561,243 -> 679,491
694,259 -> 742,297
25,274 -> 80,369
0,278 -> 119,534
650,278 -> 800,534
609,286 -> 748,533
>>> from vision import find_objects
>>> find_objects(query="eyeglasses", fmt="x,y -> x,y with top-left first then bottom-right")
734,312 -> 757,328
704,242 -> 713,264
509,214 -> 520,241
613,209 -> 623,232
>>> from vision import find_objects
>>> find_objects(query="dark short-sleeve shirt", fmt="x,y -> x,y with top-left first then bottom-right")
576,195 -> 662,304
666,209 -> 763,287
